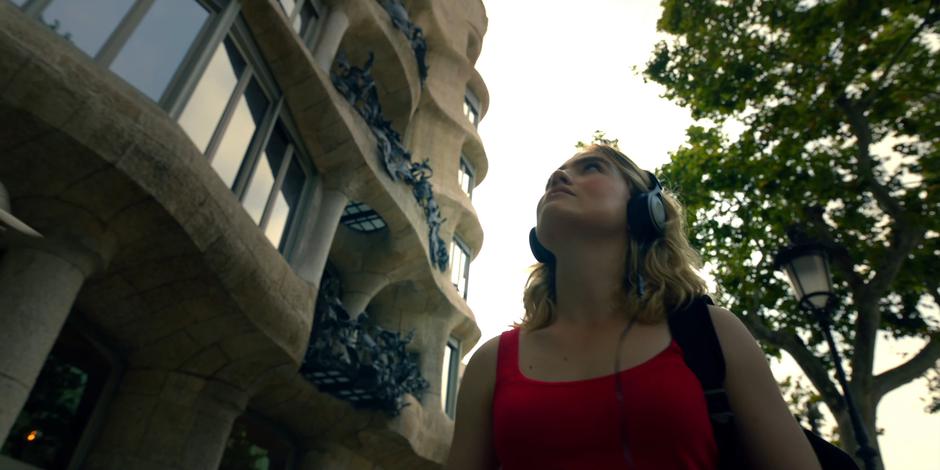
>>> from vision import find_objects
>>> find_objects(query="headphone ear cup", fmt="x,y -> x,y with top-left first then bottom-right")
529,228 -> 556,264
648,194 -> 667,236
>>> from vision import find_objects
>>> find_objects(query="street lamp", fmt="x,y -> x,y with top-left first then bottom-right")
774,241 -> 879,470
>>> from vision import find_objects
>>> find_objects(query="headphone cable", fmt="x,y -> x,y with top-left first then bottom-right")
614,314 -> 639,467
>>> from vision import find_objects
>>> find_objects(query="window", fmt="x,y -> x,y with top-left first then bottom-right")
441,337 -> 459,418
463,89 -> 481,127
341,202 -> 387,232
450,237 -> 470,299
21,0 -> 212,103
219,414 -> 294,470
276,0 -> 322,43
458,155 -> 475,198
1,319 -> 119,469
15,2 -> 316,254
240,121 -> 311,251
176,26 -> 315,254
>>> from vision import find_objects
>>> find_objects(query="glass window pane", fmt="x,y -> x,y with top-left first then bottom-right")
40,0 -> 134,56
210,79 -> 269,189
178,38 -> 246,153
265,157 -> 306,250
243,124 -> 289,224
110,1 -> 210,101
12,0 -> 27,6
297,1 -> 318,35
450,243 -> 460,286
441,345 -> 453,410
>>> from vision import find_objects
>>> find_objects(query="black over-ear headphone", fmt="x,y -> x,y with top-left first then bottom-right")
529,170 -> 667,263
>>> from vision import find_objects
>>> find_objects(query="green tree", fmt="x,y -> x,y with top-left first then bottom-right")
644,1 -> 939,468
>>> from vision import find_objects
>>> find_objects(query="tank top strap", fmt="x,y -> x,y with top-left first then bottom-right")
495,327 -> 522,385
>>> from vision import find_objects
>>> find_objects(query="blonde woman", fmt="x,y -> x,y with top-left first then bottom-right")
445,145 -> 821,469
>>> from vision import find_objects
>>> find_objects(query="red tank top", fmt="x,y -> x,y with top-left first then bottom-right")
492,327 -> 718,470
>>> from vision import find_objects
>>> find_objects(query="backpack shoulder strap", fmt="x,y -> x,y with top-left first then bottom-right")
667,295 -> 733,422
667,295 -> 743,469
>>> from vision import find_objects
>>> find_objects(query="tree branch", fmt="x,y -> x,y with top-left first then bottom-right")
741,313 -> 846,415
836,96 -> 904,222
873,333 -> 940,402
864,0 -> 940,106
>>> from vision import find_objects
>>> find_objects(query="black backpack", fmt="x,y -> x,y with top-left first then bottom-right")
666,296 -> 860,470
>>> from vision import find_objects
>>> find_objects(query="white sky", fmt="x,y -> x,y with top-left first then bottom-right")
464,1 -> 940,468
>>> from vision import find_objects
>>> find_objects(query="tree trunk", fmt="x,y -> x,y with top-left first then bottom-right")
830,399 -> 885,470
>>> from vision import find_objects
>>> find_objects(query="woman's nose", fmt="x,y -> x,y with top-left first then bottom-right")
547,169 -> 571,189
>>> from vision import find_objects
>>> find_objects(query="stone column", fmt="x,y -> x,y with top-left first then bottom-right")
0,247 -> 88,443
311,7 -> 350,73
341,271 -> 390,317
83,369 -> 248,470
292,188 -> 348,288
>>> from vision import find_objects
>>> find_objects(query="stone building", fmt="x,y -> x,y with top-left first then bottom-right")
0,0 -> 488,468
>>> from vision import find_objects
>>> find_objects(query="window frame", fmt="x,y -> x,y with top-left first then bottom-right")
14,0 -> 318,257
18,0 -> 229,111
458,154 -> 475,199
442,337 -> 460,419
235,110 -> 317,256
277,0 -> 325,46
340,202 -> 388,233
450,236 -> 471,299
463,88 -> 481,128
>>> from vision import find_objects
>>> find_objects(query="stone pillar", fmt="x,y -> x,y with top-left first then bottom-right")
292,188 -> 348,288
0,247 -> 88,443
83,369 -> 248,470
311,7 -> 350,73
341,271 -> 390,317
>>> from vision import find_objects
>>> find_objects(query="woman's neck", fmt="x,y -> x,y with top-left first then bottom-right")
551,238 -> 631,329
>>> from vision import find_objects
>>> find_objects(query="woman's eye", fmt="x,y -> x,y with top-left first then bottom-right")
583,163 -> 601,172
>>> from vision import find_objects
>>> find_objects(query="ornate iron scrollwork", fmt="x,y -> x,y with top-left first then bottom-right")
301,273 -> 429,416
379,0 -> 429,85
331,53 -> 449,272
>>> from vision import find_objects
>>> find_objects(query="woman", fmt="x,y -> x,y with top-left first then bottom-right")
445,145 -> 821,469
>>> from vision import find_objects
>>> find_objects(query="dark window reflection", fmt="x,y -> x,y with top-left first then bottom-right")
211,78 -> 269,189
265,157 -> 306,250
0,323 -> 111,469
297,1 -> 319,36
178,38 -> 246,153
243,123 -> 289,225
110,0 -> 210,100
219,415 -> 292,470
40,0 -> 134,56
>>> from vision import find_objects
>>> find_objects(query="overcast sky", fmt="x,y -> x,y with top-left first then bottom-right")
464,1 -> 939,468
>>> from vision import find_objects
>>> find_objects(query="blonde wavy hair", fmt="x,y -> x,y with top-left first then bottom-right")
519,144 -> 708,330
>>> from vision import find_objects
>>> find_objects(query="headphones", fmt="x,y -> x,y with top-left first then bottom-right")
529,170 -> 667,263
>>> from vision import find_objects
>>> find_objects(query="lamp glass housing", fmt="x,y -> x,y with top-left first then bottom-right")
779,246 -> 834,311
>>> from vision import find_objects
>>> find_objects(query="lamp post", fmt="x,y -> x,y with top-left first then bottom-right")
774,241 -> 879,470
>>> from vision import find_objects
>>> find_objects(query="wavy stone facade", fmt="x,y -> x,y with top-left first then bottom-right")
0,0 -> 487,468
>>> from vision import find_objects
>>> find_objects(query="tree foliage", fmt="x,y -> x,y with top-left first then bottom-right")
645,0 -> 939,466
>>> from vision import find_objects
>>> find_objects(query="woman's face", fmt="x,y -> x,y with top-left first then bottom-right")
536,151 -> 632,244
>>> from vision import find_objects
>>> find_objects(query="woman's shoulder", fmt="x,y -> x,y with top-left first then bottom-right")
459,333 -> 505,402
466,332 -> 507,374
